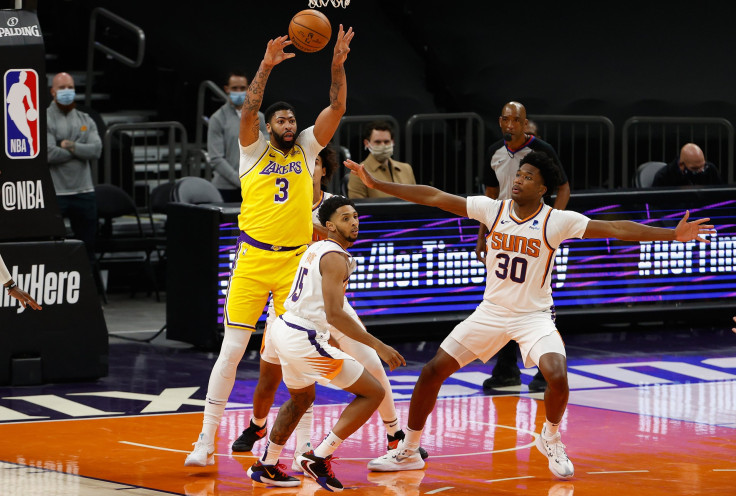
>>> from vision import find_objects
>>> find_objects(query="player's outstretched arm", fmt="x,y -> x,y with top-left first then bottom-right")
313,25 -> 354,146
583,210 -> 716,242
344,159 -> 468,217
321,251 -> 405,371
239,36 -> 295,147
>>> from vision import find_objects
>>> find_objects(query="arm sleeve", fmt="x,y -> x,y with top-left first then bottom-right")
0,253 -> 11,285
207,114 -> 240,186
71,117 -> 102,160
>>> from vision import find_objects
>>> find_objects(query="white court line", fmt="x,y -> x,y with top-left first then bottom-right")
425,487 -> 454,494
118,441 -> 256,459
586,470 -> 650,474
484,475 -> 535,483
713,469 -> 736,471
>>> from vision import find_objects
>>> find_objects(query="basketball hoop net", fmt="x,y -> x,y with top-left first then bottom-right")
308,0 -> 349,7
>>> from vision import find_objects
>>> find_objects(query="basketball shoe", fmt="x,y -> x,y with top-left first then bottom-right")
367,445 -> 426,472
297,451 -> 343,492
387,430 -> 429,460
535,425 -> 574,479
184,433 -> 215,467
231,419 -> 267,452
247,460 -> 301,487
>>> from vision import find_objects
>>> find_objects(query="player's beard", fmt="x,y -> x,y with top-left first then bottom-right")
271,129 -> 295,151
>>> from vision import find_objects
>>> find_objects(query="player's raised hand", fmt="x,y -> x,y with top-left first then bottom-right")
264,35 -> 296,67
675,210 -> 716,243
377,343 -> 406,372
332,24 -> 354,65
344,159 -> 377,189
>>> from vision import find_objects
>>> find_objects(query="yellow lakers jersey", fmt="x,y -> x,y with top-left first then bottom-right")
238,128 -> 320,246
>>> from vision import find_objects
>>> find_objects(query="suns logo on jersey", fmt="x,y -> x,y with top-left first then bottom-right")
4,68 -> 39,159
489,232 -> 541,257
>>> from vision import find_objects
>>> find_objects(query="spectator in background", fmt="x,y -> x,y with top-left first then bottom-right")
47,72 -> 102,265
652,143 -> 724,187
476,101 -> 571,394
207,69 -> 268,202
1,253 -> 42,310
347,120 -> 416,199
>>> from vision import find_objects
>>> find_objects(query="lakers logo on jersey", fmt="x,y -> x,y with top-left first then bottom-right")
259,160 -> 303,175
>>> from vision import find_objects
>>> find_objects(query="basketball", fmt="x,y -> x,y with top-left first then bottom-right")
288,9 -> 332,53
26,108 -> 38,122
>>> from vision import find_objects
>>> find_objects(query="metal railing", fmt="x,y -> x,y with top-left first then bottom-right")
528,114 -> 615,190
405,112 -> 484,194
103,122 -> 188,208
85,8 -> 145,107
622,116 -> 735,186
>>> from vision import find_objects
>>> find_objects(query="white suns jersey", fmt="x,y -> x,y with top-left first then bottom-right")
311,191 -> 334,241
467,196 -> 590,313
284,239 -> 356,329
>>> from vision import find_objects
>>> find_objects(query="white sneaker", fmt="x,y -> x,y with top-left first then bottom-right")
368,447 -> 425,472
535,426 -> 574,479
185,433 -> 215,467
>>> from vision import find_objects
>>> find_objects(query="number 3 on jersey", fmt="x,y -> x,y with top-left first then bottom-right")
274,177 -> 289,202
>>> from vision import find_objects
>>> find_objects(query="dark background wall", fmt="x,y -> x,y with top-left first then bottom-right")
36,0 -> 736,159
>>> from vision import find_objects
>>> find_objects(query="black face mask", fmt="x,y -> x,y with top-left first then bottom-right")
683,167 -> 706,179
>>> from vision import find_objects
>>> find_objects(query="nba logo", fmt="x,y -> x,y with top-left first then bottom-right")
4,68 -> 40,159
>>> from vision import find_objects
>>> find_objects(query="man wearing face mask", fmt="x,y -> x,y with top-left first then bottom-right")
47,72 -> 102,265
207,70 -> 268,202
347,120 -> 416,199
652,143 -> 724,187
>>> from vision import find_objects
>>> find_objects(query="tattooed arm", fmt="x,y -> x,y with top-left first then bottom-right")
239,35 -> 295,148
313,25 -> 354,147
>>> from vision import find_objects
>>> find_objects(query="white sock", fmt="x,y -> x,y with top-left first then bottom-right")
202,326 -> 251,443
544,419 -> 560,438
261,440 -> 285,465
402,426 -> 423,451
294,404 -> 313,455
383,417 -> 400,437
314,431 -> 343,458
252,416 -> 267,428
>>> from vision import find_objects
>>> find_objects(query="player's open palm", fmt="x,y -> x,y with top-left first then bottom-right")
332,24 -> 354,65
675,210 -> 716,242
378,343 -> 406,372
344,159 -> 376,189
264,35 -> 296,66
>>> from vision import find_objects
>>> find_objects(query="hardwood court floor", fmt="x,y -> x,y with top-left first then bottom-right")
1,295 -> 735,495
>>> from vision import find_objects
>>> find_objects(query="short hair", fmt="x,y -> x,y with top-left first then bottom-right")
318,143 -> 338,186
318,195 -> 355,227
264,101 -> 296,123
363,120 -> 394,141
519,151 -> 562,195
224,69 -> 248,87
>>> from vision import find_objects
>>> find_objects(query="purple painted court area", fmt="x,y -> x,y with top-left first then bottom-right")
1,324 -> 735,422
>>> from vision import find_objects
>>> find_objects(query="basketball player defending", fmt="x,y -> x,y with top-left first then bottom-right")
185,26 -> 354,466
246,147 -> 428,471
247,195 -> 406,490
345,152 -> 714,479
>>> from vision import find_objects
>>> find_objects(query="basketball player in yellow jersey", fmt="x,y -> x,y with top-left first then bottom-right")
186,25 -> 355,467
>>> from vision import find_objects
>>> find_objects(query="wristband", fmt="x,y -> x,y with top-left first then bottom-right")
6,281 -> 17,292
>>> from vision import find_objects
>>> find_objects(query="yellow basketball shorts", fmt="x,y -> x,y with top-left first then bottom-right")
224,240 -> 307,331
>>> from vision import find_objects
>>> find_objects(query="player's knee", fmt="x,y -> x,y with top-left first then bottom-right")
542,367 -> 568,392
290,389 -> 315,410
217,342 -> 246,380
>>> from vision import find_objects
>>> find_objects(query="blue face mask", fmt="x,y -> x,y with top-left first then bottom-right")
56,89 -> 75,105
229,91 -> 246,106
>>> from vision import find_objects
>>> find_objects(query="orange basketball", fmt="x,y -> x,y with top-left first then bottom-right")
288,9 -> 332,53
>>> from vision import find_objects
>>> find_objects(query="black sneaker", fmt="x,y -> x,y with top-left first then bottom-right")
482,373 -> 521,390
297,451 -> 343,492
231,420 -> 267,452
387,430 -> 429,460
246,460 -> 301,487
528,371 -> 548,393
